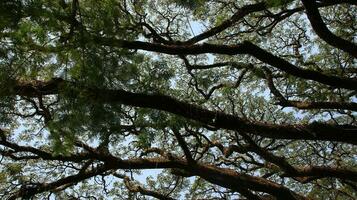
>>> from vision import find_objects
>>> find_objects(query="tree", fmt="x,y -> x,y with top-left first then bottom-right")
0,0 -> 356,199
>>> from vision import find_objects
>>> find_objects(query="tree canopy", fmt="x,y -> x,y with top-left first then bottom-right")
0,0 -> 356,199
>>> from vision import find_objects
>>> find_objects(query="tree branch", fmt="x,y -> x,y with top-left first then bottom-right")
92,37 -> 357,91
8,79 -> 357,144
263,67 -> 357,111
301,0 -> 357,57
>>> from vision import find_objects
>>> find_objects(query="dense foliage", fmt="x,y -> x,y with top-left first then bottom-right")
0,0 -> 356,199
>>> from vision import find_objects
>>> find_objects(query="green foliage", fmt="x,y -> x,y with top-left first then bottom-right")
0,0 -> 22,29
0,0 -> 356,199
136,131 -> 154,148
172,0 -> 208,9
6,163 -> 22,176
0,172 -> 7,183
266,0 -> 293,7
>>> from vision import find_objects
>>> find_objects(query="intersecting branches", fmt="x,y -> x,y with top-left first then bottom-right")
263,67 -> 357,111
0,133 -> 309,200
8,78 -> 357,144
302,0 -> 357,57
1,0 -> 356,199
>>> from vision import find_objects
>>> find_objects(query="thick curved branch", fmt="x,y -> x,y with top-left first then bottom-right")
105,156 -> 306,199
8,79 -> 357,144
183,0 -> 355,45
301,0 -> 357,57
263,67 -> 357,111
0,133 -> 311,200
184,2 -> 266,45
92,37 -> 357,91
286,166 -> 357,183
240,133 -> 357,183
